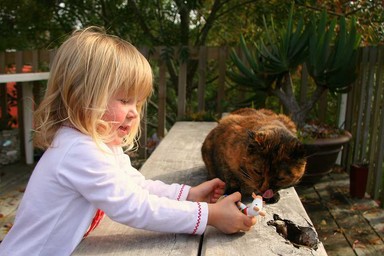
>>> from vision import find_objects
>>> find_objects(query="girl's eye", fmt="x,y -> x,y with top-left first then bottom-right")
120,99 -> 134,104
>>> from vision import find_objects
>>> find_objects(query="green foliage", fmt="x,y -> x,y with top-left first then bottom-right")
228,3 -> 362,128
0,0 -> 373,133
307,11 -> 361,93
228,4 -> 311,93
257,5 -> 310,76
296,0 -> 384,45
228,36 -> 268,89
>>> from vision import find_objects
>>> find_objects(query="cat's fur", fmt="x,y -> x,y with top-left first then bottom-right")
201,108 -> 309,201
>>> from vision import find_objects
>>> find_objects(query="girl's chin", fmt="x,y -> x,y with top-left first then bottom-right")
108,133 -> 125,146
108,127 -> 130,145
108,138 -> 124,146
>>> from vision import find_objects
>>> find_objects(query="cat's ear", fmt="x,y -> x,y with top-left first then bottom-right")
247,130 -> 265,145
247,130 -> 266,153
247,130 -> 255,140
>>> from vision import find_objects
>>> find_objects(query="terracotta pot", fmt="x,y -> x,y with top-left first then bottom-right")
349,163 -> 369,198
300,130 -> 352,185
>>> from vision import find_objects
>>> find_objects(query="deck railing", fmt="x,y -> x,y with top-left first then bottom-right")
0,46 -> 383,201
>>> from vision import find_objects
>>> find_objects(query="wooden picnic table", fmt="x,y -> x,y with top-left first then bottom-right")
73,121 -> 327,255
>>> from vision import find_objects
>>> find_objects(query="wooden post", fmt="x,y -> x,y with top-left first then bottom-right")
353,47 -> 369,161
138,103 -> 148,160
198,46 -> 207,112
361,47 -> 377,163
369,47 -> 384,199
216,46 -> 227,114
177,62 -> 187,119
157,60 -> 167,138
21,82 -> 34,164
15,52 -> 26,163
0,53 -> 6,124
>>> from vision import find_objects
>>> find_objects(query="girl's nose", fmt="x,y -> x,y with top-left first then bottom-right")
127,107 -> 138,120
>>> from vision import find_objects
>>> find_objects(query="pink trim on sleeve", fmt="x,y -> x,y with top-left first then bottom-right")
177,184 -> 186,201
192,202 -> 202,235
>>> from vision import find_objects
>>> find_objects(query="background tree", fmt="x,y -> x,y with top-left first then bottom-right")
1,0 -> 283,123
1,0 -> 382,129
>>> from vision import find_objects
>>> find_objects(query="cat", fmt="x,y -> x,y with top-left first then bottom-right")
201,108 -> 311,203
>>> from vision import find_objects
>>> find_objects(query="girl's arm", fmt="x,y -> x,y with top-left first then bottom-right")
60,141 -> 207,234
119,152 -> 191,200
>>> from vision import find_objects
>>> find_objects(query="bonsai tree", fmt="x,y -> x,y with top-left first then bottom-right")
228,5 -> 361,131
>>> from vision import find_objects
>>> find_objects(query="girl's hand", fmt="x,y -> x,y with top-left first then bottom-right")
187,178 -> 225,203
207,192 -> 257,234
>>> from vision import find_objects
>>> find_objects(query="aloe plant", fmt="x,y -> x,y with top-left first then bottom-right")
307,14 -> 361,93
229,6 -> 361,129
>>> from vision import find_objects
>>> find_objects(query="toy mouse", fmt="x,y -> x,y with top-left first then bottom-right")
236,192 -> 266,217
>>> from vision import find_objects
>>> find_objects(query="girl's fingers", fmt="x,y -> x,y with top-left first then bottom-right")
237,217 -> 256,232
228,192 -> 242,202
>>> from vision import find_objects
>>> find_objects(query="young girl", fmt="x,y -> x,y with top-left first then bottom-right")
0,27 -> 255,255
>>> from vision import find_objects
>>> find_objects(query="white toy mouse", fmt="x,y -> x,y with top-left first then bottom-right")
236,192 -> 266,217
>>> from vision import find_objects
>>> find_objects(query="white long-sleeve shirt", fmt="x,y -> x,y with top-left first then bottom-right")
0,127 -> 208,256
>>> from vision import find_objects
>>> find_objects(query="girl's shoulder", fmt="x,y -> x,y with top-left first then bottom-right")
48,127 -> 114,162
54,126 -> 104,149
40,127 -> 119,179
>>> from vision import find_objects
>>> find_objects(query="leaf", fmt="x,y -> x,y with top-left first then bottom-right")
307,9 -> 361,91
240,35 -> 260,72
229,50 -> 255,78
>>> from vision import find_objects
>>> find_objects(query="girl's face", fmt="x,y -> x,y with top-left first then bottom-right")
102,91 -> 138,146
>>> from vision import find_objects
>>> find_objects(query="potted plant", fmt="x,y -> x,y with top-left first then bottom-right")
228,5 -> 361,184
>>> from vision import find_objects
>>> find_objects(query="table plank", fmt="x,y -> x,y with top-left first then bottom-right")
74,222 -> 201,256
202,188 -> 327,255
73,122 -> 216,255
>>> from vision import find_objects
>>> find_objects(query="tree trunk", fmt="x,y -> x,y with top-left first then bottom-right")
272,73 -> 328,129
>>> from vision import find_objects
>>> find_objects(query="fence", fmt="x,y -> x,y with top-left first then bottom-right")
345,46 -> 384,201
0,46 -> 383,201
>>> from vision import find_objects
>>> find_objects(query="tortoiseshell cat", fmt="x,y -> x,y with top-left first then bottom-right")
201,108 -> 310,203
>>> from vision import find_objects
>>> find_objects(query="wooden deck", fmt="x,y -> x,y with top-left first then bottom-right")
296,170 -> 384,255
0,122 -> 383,255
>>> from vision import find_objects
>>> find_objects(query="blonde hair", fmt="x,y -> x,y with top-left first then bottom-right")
33,26 -> 153,150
